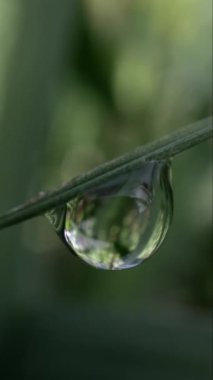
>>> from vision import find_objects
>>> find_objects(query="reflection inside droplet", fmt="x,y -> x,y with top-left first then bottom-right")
46,160 -> 173,270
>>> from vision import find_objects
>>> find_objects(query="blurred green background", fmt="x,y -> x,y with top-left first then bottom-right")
0,0 -> 212,379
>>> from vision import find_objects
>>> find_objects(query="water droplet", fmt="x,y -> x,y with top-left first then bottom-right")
46,161 -> 173,270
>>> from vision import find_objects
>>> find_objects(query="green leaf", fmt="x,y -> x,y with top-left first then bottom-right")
0,117 -> 212,230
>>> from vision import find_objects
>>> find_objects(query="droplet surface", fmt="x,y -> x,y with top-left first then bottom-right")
46,161 -> 173,270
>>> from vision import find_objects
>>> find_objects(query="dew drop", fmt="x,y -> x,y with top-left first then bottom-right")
46,161 -> 173,270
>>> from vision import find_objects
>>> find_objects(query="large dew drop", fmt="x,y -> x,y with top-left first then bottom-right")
46,161 -> 173,270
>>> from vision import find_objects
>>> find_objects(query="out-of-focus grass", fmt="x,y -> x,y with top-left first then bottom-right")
0,1 -> 212,378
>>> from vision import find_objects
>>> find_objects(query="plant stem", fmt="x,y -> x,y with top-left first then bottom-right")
0,117 -> 212,230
